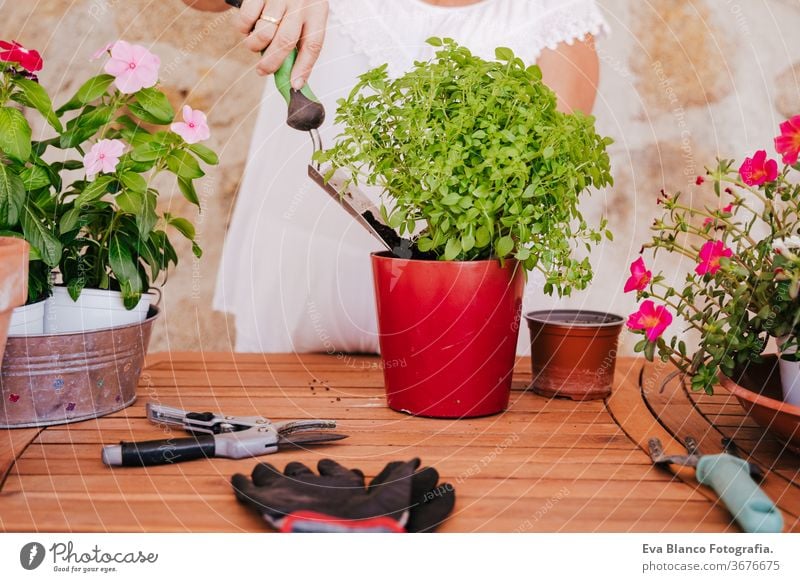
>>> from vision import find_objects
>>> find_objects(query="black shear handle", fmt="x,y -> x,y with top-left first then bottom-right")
103,435 -> 216,467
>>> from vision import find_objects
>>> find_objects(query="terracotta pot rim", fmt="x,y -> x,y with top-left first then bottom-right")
720,369 -> 800,417
371,250 -> 520,267
525,309 -> 624,329
0,237 -> 29,252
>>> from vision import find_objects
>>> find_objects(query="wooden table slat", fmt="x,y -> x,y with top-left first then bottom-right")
1,354 -> 797,532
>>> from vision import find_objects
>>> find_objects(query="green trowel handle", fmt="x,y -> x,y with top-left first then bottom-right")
224,0 -> 324,130
224,0 -> 321,106
695,454 -> 783,533
274,48 -> 320,106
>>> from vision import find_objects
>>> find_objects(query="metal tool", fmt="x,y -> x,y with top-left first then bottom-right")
307,165 -> 413,257
225,0 -> 413,257
101,403 -> 347,467
648,436 -> 783,533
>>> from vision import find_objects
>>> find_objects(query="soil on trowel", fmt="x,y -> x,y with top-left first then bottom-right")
362,211 -> 436,260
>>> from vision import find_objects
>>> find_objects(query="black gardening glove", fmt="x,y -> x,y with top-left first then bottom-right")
232,458 -> 455,532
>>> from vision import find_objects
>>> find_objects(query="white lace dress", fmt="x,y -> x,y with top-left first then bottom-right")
213,0 -> 609,353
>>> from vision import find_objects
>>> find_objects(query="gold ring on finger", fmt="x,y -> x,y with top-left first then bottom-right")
259,14 -> 282,25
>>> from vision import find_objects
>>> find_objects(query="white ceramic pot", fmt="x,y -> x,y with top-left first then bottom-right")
777,335 -> 800,407
8,300 -> 45,336
45,287 -> 154,334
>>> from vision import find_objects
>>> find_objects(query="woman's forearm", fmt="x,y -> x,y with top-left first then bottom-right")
537,35 -> 600,114
182,0 -> 231,12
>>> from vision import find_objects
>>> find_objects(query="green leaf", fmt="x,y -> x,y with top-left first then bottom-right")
75,175 -> 116,205
57,74 -> 115,114
21,204 -> 61,267
0,163 -> 26,226
137,191 -> 158,237
496,236 -> 514,258
177,177 -> 200,207
0,107 -> 32,162
19,165 -> 51,190
116,189 -> 143,214
444,237 -> 461,260
166,150 -> 204,179
495,47 -> 514,61
128,87 -> 175,125
427,37 -> 443,47
165,213 -> 196,240
130,142 -> 169,162
109,233 -> 143,309
119,171 -> 147,193
67,276 -> 86,302
12,78 -> 62,131
59,105 -> 114,149
59,206 -> 81,234
187,143 -> 218,165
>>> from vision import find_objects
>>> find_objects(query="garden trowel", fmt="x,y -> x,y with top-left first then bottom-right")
226,0 -> 412,257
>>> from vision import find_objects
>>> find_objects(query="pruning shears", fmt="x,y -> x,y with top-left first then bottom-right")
101,403 -> 346,466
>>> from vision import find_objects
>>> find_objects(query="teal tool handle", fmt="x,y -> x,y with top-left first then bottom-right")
695,454 -> 783,533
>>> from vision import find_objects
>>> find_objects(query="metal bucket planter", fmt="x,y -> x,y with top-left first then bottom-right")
0,306 -> 159,428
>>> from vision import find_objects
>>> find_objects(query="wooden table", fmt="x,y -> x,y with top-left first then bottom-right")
1,354 -> 798,532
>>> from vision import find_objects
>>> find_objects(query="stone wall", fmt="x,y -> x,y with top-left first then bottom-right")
3,0 -> 800,354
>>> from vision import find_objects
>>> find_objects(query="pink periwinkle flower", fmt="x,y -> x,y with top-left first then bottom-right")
83,139 -> 124,180
627,300 -> 672,342
103,40 -> 160,94
775,115 -> 800,165
91,42 -> 114,61
738,150 -> 778,186
624,257 -> 652,293
170,105 -> 210,144
695,240 -> 733,276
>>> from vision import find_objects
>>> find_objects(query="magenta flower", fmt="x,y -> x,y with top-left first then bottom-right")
83,139 -> 124,180
0,40 -> 43,73
171,105 -> 210,144
103,40 -> 160,94
703,217 -> 714,228
627,300 -> 672,342
775,115 -> 800,165
624,257 -> 652,293
722,203 -> 733,214
738,150 -> 778,186
695,240 -> 732,276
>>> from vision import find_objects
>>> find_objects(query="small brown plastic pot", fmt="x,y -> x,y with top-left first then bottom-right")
525,310 -> 624,401
0,237 -> 29,365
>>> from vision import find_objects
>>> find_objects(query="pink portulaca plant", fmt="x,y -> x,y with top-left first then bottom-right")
627,117 -> 800,393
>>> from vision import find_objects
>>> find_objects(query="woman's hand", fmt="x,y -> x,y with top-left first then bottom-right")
238,0 -> 329,88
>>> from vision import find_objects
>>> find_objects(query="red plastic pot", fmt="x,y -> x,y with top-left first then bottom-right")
371,251 -> 524,418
